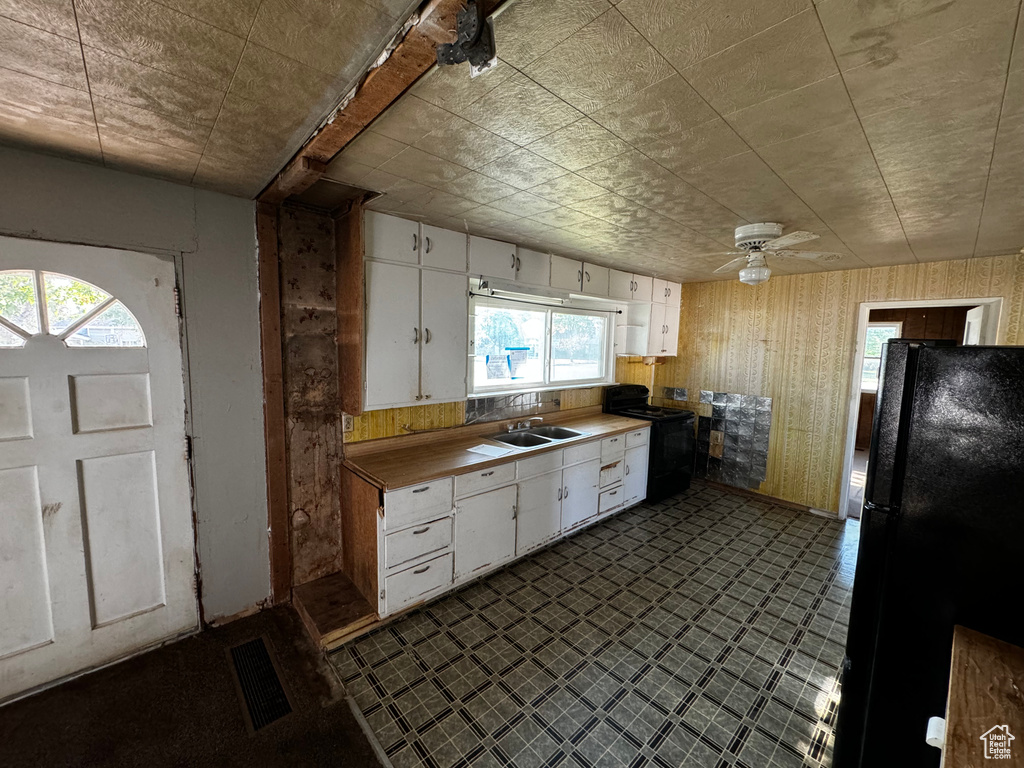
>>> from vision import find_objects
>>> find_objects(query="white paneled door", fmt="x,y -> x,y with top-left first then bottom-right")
0,237 -> 196,703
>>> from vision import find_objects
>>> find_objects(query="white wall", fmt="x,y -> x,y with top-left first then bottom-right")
0,146 -> 270,620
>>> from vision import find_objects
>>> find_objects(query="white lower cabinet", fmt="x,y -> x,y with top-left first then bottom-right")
455,485 -> 516,579
516,469 -> 563,555
623,445 -> 649,506
386,552 -> 454,614
561,459 -> 600,530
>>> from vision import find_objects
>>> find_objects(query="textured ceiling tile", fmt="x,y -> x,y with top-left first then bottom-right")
683,9 -> 837,114
817,0 -> 1017,71
618,0 -> 809,71
0,106 -> 101,162
290,178 -> 365,210
154,0 -> 262,37
373,176 -> 432,203
249,0 -> 394,76
227,42 -> 335,111
76,0 -> 245,90
416,188 -> 479,217
639,118 -> 749,176
477,148 -> 570,189
494,0 -> 611,69
587,74 -> 716,146
101,131 -> 202,183
369,95 -> 455,145
523,8 -> 674,114
0,66 -> 94,125
204,95 -> 301,164
413,114 -> 519,170
192,151 -> 278,196
84,47 -> 226,124
458,205 -> 522,228
526,118 -> 630,171
408,60 -> 514,114
0,0 -> 77,37
527,206 -> 600,229
725,75 -> 857,149
0,15 -> 87,89
338,130 -> 407,169
447,171 -> 518,205
576,148 -> 665,190
379,146 -> 471,187
93,95 -> 213,153
359,0 -> 420,19
322,155 -> 375,185
842,11 -> 1016,118
527,173 -> 609,205
976,117 -> 1024,256
458,70 -> 584,145
490,190 -> 560,217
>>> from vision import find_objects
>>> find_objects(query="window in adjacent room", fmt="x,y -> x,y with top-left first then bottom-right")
861,322 -> 902,392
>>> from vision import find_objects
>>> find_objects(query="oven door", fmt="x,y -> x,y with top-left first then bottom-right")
647,416 -> 696,502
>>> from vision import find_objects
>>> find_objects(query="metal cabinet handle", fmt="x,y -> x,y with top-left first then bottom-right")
625,465 -> 630,475
481,471 -> 494,477
412,486 -> 430,494
424,394 -> 432,399
564,486 -> 569,499
413,527 -> 430,534
557,487 -> 562,501
609,438 -> 618,443
413,233 -> 418,251
512,504 -> 517,519
577,269 -> 582,283
425,236 -> 432,253
413,327 -> 420,344
415,394 -> 423,400
511,254 -> 516,269
425,328 -> 432,344
413,565 -> 430,574
585,270 -> 590,282
609,490 -> 618,496
516,257 -> 521,271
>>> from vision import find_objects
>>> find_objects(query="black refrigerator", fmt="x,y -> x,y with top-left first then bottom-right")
834,340 -> 1024,767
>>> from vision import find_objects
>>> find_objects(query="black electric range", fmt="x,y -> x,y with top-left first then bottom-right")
603,385 -> 695,503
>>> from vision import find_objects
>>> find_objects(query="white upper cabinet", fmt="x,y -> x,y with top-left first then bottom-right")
550,255 -> 583,292
420,270 -> 468,403
364,261 -> 421,408
469,235 -> 516,280
609,270 -> 653,301
661,302 -> 679,356
664,280 -> 681,306
645,302 -> 679,356
515,248 -> 550,286
421,225 -> 467,272
653,278 -> 682,305
633,275 -> 654,302
365,211 -> 420,265
582,264 -> 609,297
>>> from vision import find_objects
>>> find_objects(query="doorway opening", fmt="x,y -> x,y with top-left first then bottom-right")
839,298 -> 1003,520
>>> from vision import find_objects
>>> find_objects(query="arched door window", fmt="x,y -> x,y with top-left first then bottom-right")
0,270 -> 146,348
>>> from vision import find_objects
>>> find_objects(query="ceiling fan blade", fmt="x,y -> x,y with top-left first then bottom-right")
773,250 -> 844,262
713,256 -> 750,274
764,231 -> 820,250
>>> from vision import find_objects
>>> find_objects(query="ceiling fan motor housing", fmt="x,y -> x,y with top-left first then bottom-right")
735,222 -> 783,251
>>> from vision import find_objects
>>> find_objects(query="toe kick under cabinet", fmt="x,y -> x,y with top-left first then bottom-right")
340,425 -> 650,620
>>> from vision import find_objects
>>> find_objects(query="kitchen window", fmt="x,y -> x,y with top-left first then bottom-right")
469,295 -> 614,395
862,322 -> 903,392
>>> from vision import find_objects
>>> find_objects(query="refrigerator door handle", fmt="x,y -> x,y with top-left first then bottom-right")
862,500 -> 899,518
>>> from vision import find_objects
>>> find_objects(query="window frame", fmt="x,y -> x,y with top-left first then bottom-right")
468,295 -> 615,396
861,321 -> 903,393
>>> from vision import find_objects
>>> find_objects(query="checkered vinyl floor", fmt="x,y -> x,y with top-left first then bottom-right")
331,483 -> 859,768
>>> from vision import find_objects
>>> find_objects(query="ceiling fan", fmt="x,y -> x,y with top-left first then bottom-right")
712,223 -> 843,285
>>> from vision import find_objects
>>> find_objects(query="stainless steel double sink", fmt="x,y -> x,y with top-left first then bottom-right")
489,425 -> 589,449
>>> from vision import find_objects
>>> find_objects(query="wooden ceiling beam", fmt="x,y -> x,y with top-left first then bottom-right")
258,0 -> 506,204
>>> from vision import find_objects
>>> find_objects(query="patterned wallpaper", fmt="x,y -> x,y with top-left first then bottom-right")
654,253 -> 1024,513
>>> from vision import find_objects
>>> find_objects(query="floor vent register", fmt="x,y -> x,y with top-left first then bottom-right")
228,636 -> 293,732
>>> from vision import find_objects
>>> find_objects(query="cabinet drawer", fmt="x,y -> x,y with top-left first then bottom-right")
601,435 -> 625,461
455,462 -> 516,498
384,516 -> 452,569
600,460 -> 623,488
599,487 -> 624,514
385,552 -> 453,614
625,428 -> 649,448
384,478 -> 453,530
517,449 -> 562,480
563,439 -> 600,466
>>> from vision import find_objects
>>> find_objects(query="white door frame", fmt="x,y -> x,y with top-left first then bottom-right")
837,297 -> 1004,520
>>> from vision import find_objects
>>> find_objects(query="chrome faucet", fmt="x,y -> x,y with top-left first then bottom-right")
517,417 -> 544,430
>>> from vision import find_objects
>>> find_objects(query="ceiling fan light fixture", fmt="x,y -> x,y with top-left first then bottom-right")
739,264 -> 771,286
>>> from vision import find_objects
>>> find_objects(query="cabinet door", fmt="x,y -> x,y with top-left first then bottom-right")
652,278 -> 669,304
561,458 -> 600,530
469,235 -> 516,279
646,302 -> 666,356
632,275 -> 654,302
623,445 -> 649,505
420,270 -> 468,403
365,261 -> 421,408
455,485 -> 516,579
608,269 -> 633,300
664,281 -> 681,306
516,248 -> 550,286
582,264 -> 609,296
365,211 -> 419,264
550,255 -> 582,292
660,302 -> 679,356
421,225 -> 467,272
516,470 -> 562,555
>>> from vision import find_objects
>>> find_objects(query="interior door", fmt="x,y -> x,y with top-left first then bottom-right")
963,305 -> 985,345
420,270 -> 468,404
0,237 -> 196,702
561,459 -> 599,530
421,225 -> 466,272
516,470 -> 562,555
455,485 -> 516,579
364,261 -> 421,408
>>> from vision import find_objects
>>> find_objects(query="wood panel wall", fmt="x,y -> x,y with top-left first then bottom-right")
655,254 -> 1024,513
868,305 -> 970,340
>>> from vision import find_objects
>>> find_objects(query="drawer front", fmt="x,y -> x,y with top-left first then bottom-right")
384,516 -> 452,569
385,552 -> 453,614
385,478 -> 453,530
625,428 -> 649,448
599,487 -> 624,514
601,435 -> 625,461
455,462 -> 516,498
563,439 -> 601,466
600,460 -> 623,488
517,449 -> 562,480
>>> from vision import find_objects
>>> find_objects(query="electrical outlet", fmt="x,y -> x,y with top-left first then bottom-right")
342,414 -> 354,432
